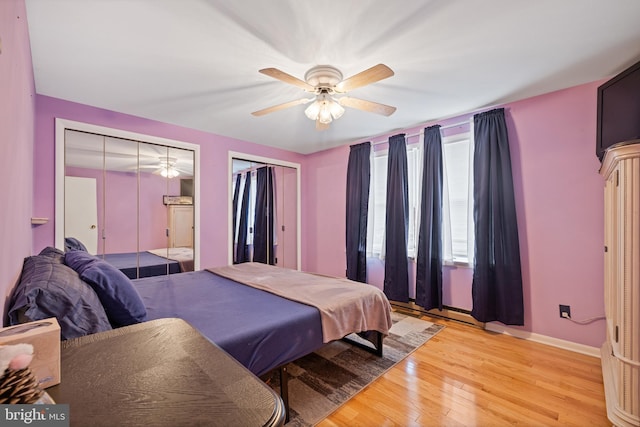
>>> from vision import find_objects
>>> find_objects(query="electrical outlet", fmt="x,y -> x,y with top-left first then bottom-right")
559,304 -> 571,319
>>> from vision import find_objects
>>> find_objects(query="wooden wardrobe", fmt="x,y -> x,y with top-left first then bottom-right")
600,140 -> 640,427
168,205 -> 194,248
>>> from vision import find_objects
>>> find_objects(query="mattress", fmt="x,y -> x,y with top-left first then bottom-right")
133,270 -> 324,376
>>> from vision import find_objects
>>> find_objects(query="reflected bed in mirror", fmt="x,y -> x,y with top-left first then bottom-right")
103,248 -> 194,279
65,237 -> 194,279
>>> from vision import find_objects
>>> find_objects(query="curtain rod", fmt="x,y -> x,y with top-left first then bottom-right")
371,119 -> 470,146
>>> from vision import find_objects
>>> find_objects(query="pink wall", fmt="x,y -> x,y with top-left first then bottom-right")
33,95 -> 306,269
506,81 -> 605,347
0,0 -> 35,322
304,80 -> 606,347
66,167 -> 181,253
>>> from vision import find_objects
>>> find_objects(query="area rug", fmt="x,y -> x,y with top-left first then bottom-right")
263,311 -> 444,426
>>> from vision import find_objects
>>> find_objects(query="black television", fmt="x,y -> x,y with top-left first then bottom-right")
596,59 -> 640,161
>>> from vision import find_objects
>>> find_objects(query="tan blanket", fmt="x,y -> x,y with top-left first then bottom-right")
147,247 -> 194,272
208,263 -> 392,343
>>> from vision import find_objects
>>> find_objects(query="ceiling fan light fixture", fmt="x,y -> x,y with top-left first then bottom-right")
318,104 -> 333,124
304,100 -> 321,121
329,97 -> 345,120
305,93 -> 345,124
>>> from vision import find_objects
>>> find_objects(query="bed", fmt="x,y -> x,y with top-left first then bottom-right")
134,269 -> 324,376
134,263 -> 392,375
134,263 -> 392,420
102,247 -> 193,279
7,249 -> 392,421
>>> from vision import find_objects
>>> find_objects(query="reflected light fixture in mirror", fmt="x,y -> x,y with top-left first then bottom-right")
159,157 -> 180,178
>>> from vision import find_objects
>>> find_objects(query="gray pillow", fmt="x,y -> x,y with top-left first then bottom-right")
8,255 -> 112,340
64,237 -> 88,252
38,246 -> 65,263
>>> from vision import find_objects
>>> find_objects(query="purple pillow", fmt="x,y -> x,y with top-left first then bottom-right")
64,251 -> 147,327
63,250 -> 100,274
8,255 -> 112,339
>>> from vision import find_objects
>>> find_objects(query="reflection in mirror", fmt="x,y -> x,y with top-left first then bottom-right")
104,137 -> 138,257
231,158 -> 298,269
64,129 -> 195,278
64,131 -> 103,255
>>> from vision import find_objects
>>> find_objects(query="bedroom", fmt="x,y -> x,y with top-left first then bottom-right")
2,0 -> 640,425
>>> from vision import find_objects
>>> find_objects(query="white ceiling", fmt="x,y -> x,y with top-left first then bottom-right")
25,0 -> 640,155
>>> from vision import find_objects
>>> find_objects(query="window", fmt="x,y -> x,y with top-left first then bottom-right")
367,127 -> 475,266
367,143 -> 422,259
406,145 -> 421,257
442,132 -> 474,264
367,152 -> 388,257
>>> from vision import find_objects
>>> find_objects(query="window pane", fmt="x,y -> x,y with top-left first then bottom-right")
371,154 -> 387,254
443,138 -> 470,260
406,146 -> 420,257
369,146 -> 420,258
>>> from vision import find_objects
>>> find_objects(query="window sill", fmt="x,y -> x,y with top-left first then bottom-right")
444,260 -> 473,269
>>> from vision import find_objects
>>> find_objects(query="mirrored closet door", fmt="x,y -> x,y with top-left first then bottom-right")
230,156 -> 299,270
60,124 -> 198,279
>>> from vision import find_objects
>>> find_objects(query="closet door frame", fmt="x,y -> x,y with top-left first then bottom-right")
54,118 -> 201,271
228,151 -> 301,269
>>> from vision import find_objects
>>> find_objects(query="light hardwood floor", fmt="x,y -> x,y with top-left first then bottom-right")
318,315 -> 609,427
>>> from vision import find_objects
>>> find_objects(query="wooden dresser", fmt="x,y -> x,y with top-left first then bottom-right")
600,140 -> 640,427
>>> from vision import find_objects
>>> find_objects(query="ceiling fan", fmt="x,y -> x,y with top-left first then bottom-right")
252,64 -> 396,130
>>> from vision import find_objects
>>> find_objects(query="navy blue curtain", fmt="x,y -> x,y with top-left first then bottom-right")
231,173 -> 242,248
345,142 -> 371,283
383,134 -> 410,302
472,108 -> 524,325
253,166 -> 275,265
235,172 -> 251,264
416,126 -> 444,310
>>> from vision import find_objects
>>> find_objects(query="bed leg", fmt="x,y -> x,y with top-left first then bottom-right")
374,331 -> 383,357
279,365 -> 290,423
341,331 -> 384,357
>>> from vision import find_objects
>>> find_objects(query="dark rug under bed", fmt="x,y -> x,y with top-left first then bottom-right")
263,311 -> 444,426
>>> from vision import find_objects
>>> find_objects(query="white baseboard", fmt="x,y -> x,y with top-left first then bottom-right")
485,322 -> 601,358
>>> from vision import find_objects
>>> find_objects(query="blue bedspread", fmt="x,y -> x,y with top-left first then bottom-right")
103,252 -> 181,279
133,270 -> 324,376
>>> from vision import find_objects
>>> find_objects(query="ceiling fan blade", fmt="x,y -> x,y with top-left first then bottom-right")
315,120 -> 330,131
335,64 -> 394,93
339,97 -> 396,116
252,98 -> 313,116
259,68 -> 316,92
